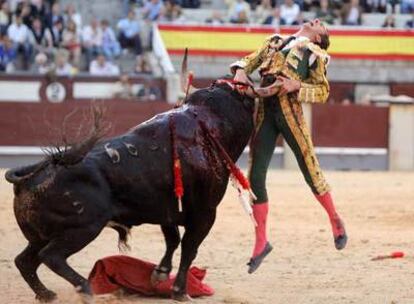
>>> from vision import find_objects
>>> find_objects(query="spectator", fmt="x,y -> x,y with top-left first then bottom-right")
7,14 -> 32,69
142,0 -> 163,21
300,0 -> 318,11
382,14 -> 396,27
315,0 -> 336,25
63,3 -> 82,32
387,0 -> 401,14
82,18 -> 103,68
0,2 -> 12,35
331,0 -> 344,11
112,73 -> 135,99
230,9 -> 249,23
228,0 -> 251,23
29,18 -> 53,56
263,7 -> 286,27
137,82 -> 161,101
205,10 -> 225,24
0,35 -> 17,72
46,2 -> 64,29
34,52 -> 52,74
401,0 -> 414,13
31,0 -> 47,20
101,19 -> 121,60
280,0 -> 301,25
117,9 -> 142,55
181,0 -> 201,8
254,0 -> 273,24
64,4 -> 82,31
89,53 -> 120,76
54,52 -> 74,76
364,0 -> 387,13
50,18 -> 64,48
7,0 -> 22,12
159,0 -> 185,23
341,0 -> 363,26
61,19 -> 81,67
17,1 -> 38,28
405,10 -> 414,28
134,53 -> 151,73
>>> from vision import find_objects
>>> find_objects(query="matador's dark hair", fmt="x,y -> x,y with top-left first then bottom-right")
318,33 -> 330,50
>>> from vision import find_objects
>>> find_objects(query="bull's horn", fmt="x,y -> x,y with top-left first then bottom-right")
245,80 -> 282,98
180,48 -> 189,92
4,163 -> 41,184
180,48 -> 199,96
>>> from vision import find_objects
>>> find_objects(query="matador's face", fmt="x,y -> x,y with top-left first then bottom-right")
302,18 -> 329,47
303,19 -> 328,37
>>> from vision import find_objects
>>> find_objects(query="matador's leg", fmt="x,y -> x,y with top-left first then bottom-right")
276,97 -> 347,250
247,101 -> 278,273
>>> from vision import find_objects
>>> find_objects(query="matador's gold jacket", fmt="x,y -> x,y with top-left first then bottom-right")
230,35 -> 332,195
230,34 -> 330,104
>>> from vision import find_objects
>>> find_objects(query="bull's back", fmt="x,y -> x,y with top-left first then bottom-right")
84,106 -> 220,225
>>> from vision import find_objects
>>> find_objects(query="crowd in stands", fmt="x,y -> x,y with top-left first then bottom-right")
0,0 -> 414,75
215,0 -> 414,27
0,0 -> 154,74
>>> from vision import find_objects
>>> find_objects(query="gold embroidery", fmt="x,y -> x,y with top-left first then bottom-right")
279,95 -> 330,194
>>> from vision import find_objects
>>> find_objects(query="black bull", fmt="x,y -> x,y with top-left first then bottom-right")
5,83 -> 254,302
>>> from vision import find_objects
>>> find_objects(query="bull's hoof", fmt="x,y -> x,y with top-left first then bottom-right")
172,292 -> 192,302
35,290 -> 57,302
150,267 -> 170,286
335,233 -> 348,250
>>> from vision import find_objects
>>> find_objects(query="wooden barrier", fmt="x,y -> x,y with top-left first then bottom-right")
0,101 -> 172,146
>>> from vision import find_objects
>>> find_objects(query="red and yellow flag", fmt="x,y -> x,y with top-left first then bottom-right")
158,24 -> 414,60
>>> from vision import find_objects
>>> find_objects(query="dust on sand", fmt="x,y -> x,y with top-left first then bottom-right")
1,170 -> 413,304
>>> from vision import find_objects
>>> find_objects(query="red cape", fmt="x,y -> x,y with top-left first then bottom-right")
88,255 -> 214,298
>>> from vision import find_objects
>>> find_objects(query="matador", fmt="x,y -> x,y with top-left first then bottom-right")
231,19 -> 348,274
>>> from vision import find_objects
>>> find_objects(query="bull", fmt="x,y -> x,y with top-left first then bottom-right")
5,66 -> 279,301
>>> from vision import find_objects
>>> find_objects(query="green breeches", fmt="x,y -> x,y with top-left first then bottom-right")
248,97 -> 330,204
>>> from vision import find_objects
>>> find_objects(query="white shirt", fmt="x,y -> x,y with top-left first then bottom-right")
346,7 -> 359,24
66,13 -> 82,31
280,3 -> 300,25
89,60 -> 120,76
228,1 -> 251,20
82,26 -> 102,47
56,63 -> 73,76
287,36 -> 330,66
7,23 -> 30,44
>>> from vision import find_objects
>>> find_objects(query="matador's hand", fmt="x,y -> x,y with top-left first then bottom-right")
277,76 -> 301,96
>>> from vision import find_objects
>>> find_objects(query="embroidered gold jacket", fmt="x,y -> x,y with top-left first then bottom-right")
230,35 -> 330,104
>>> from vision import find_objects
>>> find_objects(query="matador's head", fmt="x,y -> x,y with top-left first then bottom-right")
301,18 -> 330,50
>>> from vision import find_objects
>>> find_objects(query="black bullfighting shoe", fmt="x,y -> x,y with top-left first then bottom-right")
334,218 -> 348,250
247,242 -> 273,274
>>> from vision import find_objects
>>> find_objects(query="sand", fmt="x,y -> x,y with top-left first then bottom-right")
1,169 -> 414,304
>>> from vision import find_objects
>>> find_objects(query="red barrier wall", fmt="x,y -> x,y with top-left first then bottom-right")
390,83 -> 414,97
0,101 -> 172,146
312,104 -> 389,148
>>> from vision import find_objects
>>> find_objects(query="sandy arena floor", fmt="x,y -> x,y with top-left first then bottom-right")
1,169 -> 414,304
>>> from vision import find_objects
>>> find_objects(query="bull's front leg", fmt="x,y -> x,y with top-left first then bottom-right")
172,210 -> 216,301
151,225 -> 181,285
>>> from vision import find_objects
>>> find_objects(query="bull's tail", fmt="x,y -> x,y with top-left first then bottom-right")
107,221 -> 131,252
